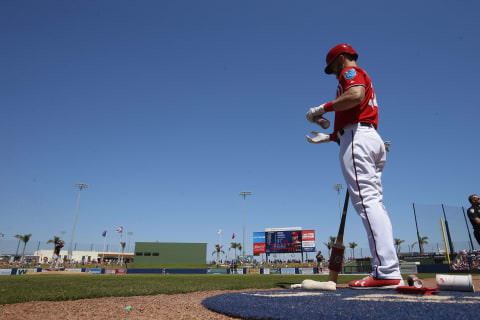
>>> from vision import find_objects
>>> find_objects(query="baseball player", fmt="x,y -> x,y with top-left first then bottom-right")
467,194 -> 480,246
50,240 -> 64,270
288,231 -> 302,253
306,44 -> 404,289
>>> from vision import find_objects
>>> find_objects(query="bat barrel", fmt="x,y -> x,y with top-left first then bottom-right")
328,190 -> 349,283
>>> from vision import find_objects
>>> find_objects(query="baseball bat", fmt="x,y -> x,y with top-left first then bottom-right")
328,190 -> 349,283
313,116 -> 330,129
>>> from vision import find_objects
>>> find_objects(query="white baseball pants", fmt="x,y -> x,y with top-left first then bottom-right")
50,254 -> 61,269
338,123 -> 401,279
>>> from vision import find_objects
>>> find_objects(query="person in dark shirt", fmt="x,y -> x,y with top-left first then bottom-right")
467,194 -> 480,246
50,240 -> 64,270
316,250 -> 325,270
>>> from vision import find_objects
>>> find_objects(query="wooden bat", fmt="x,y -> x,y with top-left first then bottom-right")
328,190 -> 349,283
313,116 -> 330,129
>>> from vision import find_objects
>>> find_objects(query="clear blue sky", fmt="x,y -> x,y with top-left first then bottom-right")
1,1 -> 479,259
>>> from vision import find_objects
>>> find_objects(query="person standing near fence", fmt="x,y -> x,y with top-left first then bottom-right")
467,194 -> 480,246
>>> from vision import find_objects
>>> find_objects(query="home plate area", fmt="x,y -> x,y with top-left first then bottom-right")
202,289 -> 480,320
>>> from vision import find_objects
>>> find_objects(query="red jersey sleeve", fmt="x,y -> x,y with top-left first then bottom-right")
331,66 -> 378,138
338,67 -> 366,92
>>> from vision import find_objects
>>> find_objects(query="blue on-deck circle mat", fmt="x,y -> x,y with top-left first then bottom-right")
202,288 -> 480,319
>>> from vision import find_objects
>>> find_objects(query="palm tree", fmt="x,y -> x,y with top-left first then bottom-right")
229,242 -> 242,263
394,238 -> 405,255
14,234 -> 32,263
120,242 -> 126,265
410,242 -> 417,255
47,236 -> 61,247
324,236 -> 336,259
212,244 -> 225,265
418,236 -> 429,254
14,235 -> 22,260
348,242 -> 358,259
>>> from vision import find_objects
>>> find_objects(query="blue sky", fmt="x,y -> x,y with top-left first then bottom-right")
1,1 -> 479,259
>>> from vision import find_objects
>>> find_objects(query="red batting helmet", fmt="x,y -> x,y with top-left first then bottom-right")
325,43 -> 358,74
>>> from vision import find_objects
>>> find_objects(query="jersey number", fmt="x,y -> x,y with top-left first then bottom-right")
368,93 -> 378,110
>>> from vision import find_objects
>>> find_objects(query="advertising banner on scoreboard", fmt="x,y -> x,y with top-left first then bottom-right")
301,230 -> 316,252
253,232 -> 266,255
265,230 -> 303,253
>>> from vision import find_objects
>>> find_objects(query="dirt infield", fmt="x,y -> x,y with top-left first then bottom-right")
0,290 -> 241,320
1,276 -> 478,320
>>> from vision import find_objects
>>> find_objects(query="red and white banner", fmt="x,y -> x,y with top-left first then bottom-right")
253,243 -> 266,255
301,230 -> 315,241
301,230 -> 316,251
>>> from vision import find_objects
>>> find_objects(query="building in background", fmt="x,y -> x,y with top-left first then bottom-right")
34,250 -> 134,264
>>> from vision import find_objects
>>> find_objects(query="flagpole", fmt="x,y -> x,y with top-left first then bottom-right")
102,233 -> 106,263
118,228 -> 123,265
103,234 -> 107,252
217,229 -> 222,265
120,227 -> 123,266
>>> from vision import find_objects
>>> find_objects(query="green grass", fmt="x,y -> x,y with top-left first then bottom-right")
0,273 -> 438,305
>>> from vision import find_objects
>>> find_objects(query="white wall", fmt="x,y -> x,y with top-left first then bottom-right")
34,250 -> 122,263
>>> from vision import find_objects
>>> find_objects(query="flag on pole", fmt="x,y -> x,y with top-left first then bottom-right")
116,227 -> 123,233
102,230 -> 107,237
232,233 -> 235,239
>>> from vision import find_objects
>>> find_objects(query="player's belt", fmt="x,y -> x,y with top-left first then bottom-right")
337,122 -> 373,140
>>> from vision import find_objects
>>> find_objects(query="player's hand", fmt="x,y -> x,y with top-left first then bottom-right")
306,131 -> 330,144
306,104 -> 326,123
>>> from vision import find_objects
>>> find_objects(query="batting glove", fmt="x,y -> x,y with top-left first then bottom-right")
306,131 -> 330,144
306,105 -> 326,123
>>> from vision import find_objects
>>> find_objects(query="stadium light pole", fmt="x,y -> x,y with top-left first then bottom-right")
239,191 -> 252,258
0,233 -> 4,255
333,184 -> 343,216
68,183 -> 89,260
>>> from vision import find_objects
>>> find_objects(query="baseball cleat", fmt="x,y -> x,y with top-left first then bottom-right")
349,275 -> 405,289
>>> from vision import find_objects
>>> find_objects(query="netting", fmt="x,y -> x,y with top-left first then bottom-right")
412,203 -> 478,254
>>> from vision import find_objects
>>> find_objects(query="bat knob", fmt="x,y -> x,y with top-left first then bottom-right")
314,116 -> 330,129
